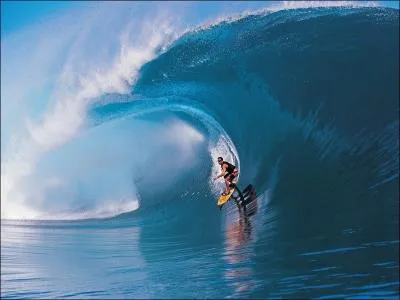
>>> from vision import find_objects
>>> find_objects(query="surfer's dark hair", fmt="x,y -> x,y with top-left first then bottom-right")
218,156 -> 223,161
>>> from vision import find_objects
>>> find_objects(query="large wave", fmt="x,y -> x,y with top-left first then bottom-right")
1,2 -> 398,222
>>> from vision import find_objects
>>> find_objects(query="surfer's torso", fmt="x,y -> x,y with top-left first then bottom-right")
222,161 -> 235,176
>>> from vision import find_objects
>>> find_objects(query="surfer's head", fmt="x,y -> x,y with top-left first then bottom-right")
217,157 -> 223,165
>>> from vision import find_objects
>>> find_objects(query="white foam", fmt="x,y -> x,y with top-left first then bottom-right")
183,1 -> 379,35
1,3 -> 178,220
40,198 -> 140,221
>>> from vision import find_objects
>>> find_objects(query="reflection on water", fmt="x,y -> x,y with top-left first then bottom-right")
225,215 -> 252,252
222,185 -> 260,298
224,216 -> 256,298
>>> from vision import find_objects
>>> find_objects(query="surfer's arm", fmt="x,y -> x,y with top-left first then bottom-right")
213,166 -> 227,181
214,172 -> 226,180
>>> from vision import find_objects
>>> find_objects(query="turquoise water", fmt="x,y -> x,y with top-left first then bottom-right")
1,6 -> 399,299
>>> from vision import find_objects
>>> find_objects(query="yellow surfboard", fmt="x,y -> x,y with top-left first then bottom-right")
217,188 -> 235,208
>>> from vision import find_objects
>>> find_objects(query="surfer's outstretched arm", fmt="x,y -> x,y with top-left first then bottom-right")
214,171 -> 226,181
213,165 -> 227,181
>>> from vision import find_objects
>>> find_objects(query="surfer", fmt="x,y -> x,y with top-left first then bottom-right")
213,156 -> 239,196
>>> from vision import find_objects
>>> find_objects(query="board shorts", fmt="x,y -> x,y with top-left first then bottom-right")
224,170 -> 238,182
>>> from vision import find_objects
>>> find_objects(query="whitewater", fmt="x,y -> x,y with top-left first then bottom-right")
1,1 -> 398,298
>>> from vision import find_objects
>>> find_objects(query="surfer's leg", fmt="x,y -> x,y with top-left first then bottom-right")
232,170 -> 239,183
229,173 -> 237,186
222,177 -> 230,195
226,175 -> 235,193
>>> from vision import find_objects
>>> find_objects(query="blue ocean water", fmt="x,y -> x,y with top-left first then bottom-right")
1,6 -> 399,299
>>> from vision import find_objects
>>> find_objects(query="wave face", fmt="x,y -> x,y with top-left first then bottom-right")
1,5 -> 399,299
128,6 -> 399,223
